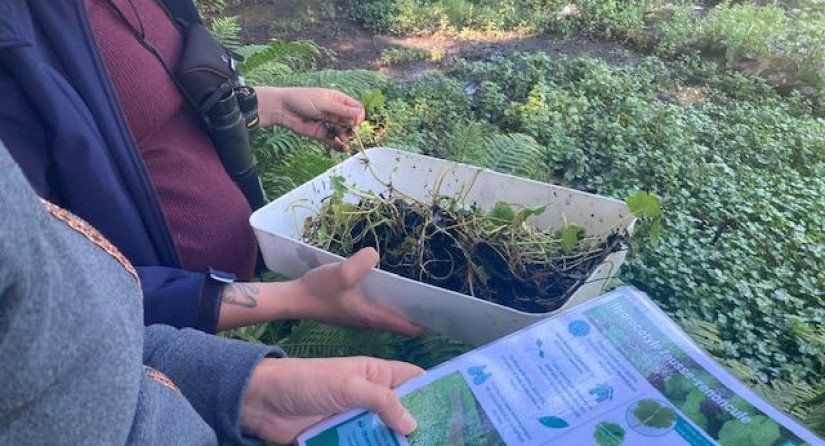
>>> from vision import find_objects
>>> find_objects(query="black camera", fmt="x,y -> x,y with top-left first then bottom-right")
174,23 -> 265,208
203,85 -> 259,178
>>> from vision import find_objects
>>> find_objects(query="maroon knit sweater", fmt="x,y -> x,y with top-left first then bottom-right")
86,0 -> 257,280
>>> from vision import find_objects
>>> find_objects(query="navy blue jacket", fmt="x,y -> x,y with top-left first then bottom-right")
0,0 -> 232,333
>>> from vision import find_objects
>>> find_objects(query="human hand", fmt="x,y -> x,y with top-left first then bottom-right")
291,248 -> 423,337
240,357 -> 423,444
215,248 -> 424,334
256,87 -> 365,152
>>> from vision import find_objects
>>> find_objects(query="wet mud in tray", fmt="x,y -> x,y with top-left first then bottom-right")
303,190 -> 628,313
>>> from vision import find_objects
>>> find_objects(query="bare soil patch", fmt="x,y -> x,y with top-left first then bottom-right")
224,0 -> 639,78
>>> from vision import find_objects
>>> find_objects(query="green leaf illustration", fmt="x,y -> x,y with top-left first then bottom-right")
679,389 -> 709,430
663,374 -> 693,400
594,422 -> 625,446
538,416 -> 570,429
634,399 -> 677,428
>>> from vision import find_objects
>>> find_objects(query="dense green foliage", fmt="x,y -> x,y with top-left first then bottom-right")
245,47 -> 825,434
375,52 -> 825,386
350,0 -> 825,90
378,47 -> 431,67
203,1 -> 824,436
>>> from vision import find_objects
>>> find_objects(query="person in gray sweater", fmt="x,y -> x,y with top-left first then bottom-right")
0,142 -> 422,445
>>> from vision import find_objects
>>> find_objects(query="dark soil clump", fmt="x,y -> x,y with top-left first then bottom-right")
304,193 -> 627,313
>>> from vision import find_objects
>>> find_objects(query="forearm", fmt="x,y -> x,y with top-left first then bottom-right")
253,86 -> 287,128
217,248 -> 422,336
216,280 -> 308,331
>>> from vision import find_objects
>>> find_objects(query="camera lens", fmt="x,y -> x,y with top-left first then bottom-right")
209,91 -> 242,128
206,90 -> 254,178
236,86 -> 260,131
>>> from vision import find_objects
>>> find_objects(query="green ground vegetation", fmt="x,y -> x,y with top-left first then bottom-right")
199,0 -> 825,436
351,0 -> 825,91
367,52 -> 824,435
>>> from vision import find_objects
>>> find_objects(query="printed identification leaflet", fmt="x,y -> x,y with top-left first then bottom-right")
297,286 -> 824,446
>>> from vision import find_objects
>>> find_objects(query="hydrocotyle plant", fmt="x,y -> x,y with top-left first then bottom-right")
301,153 -> 656,313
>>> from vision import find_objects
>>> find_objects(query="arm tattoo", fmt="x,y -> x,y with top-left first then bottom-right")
222,283 -> 259,309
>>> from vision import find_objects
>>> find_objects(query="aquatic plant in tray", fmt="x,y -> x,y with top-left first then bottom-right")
302,168 -> 631,313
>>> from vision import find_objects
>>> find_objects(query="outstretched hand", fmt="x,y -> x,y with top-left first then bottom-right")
216,248 -> 423,334
293,247 -> 423,337
240,356 -> 423,444
256,87 -> 365,152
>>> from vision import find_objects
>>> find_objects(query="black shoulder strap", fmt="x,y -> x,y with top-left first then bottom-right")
156,0 -> 202,26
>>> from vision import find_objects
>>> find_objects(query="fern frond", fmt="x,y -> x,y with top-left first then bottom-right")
209,16 -> 241,50
721,356 -> 825,434
245,64 -> 299,86
194,0 -> 228,15
679,318 -> 725,353
382,131 -> 428,154
225,323 -> 270,343
443,121 -> 488,164
720,358 -> 759,383
476,133 -> 548,180
751,378 -> 825,428
234,44 -> 269,57
272,70 -> 386,98
222,320 -> 295,345
789,381 -> 825,435
256,138 -> 340,198
806,393 -> 825,436
279,321 -> 396,358
393,333 -> 469,369
254,127 -> 310,163
259,173 -> 299,200
238,41 -> 319,76
270,149 -> 338,188
274,150 -> 338,179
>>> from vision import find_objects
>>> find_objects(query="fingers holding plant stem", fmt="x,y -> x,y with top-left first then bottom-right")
323,121 -> 357,152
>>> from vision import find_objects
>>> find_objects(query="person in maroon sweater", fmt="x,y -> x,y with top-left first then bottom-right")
85,0 -> 420,336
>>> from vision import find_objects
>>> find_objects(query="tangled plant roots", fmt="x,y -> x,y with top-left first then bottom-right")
303,184 -> 628,313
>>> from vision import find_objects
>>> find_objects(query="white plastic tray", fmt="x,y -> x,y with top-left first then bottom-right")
250,148 -> 635,345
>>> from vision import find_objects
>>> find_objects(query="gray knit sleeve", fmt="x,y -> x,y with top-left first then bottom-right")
143,324 -> 286,445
